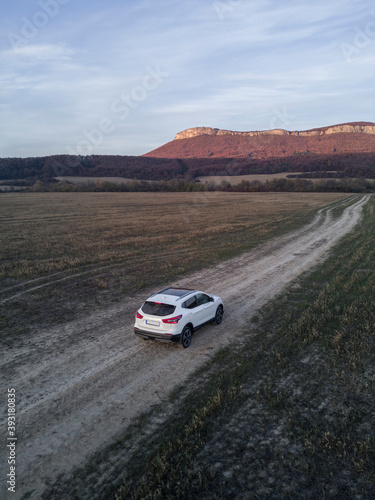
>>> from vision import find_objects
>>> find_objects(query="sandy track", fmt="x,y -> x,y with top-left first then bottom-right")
0,195 -> 369,499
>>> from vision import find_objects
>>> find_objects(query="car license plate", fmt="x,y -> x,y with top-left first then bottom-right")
146,319 -> 160,326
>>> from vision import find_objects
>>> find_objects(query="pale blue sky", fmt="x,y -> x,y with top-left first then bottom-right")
1,0 -> 374,157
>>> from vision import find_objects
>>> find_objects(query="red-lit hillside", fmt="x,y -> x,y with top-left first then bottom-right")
144,122 -> 375,159
2,123 -> 375,185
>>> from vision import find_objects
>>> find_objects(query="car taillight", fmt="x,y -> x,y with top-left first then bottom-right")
162,315 -> 182,324
135,311 -> 143,319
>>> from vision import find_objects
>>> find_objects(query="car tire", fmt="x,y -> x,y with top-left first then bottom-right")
214,305 -> 224,325
181,325 -> 192,348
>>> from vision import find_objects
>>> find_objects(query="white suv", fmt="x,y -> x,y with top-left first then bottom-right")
134,287 -> 224,348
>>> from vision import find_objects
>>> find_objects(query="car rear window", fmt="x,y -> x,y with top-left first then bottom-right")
142,301 -> 176,317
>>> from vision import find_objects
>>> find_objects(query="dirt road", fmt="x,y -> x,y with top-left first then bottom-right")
0,195 -> 370,499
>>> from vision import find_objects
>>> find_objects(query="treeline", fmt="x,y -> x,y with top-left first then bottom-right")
15,177 -> 374,194
0,155 -> 188,182
1,152 -> 375,183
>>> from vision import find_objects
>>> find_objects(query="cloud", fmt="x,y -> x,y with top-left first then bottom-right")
12,43 -> 75,60
1,0 -> 374,157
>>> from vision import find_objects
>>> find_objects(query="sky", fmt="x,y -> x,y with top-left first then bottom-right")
1,0 -> 374,158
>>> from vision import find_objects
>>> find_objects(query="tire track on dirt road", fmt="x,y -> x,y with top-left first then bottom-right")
0,195 -> 370,500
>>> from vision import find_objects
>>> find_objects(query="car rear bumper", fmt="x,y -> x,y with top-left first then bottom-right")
134,327 -> 181,343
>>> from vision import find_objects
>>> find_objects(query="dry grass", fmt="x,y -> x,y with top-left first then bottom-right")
54,176 -> 154,185
0,192 -> 347,281
39,194 -> 375,500
0,191 -> 347,340
112,195 -> 375,500
197,172 -> 306,185
198,173 -> 375,186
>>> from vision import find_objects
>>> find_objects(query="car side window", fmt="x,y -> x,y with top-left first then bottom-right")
184,296 -> 198,309
196,293 -> 211,306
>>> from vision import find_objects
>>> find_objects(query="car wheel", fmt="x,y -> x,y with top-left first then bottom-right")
181,325 -> 192,348
214,306 -> 224,325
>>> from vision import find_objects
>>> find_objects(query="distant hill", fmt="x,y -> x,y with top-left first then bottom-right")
144,122 -> 375,159
1,123 -> 375,185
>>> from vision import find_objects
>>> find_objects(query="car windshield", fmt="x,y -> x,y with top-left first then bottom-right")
142,301 -> 176,317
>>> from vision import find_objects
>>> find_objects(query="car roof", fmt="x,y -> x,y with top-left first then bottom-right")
148,287 -> 198,304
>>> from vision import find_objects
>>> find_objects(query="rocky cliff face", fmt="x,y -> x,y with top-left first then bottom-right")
175,123 -> 375,140
144,121 -> 375,159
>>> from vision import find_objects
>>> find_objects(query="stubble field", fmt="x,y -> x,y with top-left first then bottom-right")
1,192 -> 374,499
0,191 -> 347,342
114,195 -> 375,500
